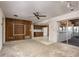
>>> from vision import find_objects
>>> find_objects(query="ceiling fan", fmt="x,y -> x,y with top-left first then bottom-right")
33,12 -> 46,19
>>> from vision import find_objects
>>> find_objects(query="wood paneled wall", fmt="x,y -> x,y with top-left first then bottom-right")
6,18 -> 32,41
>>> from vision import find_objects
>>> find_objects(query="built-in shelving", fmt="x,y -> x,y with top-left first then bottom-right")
33,25 -> 48,37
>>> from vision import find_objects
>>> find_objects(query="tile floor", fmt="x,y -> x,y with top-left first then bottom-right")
0,39 -> 79,57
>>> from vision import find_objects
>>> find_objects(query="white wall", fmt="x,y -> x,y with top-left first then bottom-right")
0,17 -> 2,50
2,16 -> 5,44
0,8 -> 3,50
49,21 -> 59,42
0,8 -> 5,50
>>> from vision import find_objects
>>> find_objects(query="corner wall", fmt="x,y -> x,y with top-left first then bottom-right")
49,21 -> 59,42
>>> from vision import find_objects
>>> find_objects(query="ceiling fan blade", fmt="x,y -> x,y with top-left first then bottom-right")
36,12 -> 39,15
33,12 -> 40,19
37,16 -> 40,19
33,12 -> 37,16
39,15 -> 46,17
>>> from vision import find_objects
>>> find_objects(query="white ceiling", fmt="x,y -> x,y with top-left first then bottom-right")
0,1 -> 79,23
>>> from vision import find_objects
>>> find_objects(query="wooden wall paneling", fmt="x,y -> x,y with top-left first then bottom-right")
6,18 -> 14,41
6,18 -> 32,41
